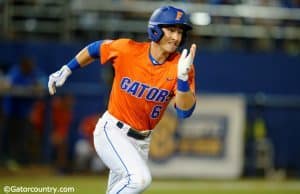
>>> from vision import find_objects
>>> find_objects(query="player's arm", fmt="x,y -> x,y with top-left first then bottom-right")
174,44 -> 197,118
48,41 -> 103,95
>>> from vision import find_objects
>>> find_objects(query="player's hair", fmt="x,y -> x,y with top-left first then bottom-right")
147,5 -> 192,46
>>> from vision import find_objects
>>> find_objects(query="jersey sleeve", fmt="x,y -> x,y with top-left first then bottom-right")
99,40 -> 118,65
100,39 -> 132,65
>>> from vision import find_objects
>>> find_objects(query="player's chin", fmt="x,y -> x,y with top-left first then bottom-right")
165,45 -> 178,53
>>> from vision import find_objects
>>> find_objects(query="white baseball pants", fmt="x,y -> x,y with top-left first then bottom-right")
93,111 -> 152,194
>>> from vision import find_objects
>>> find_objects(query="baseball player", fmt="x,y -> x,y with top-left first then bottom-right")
48,5 -> 196,194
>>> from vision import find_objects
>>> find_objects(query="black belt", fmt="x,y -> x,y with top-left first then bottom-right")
116,121 -> 151,140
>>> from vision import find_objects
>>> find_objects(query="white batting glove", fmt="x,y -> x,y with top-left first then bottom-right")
177,44 -> 196,81
48,65 -> 72,95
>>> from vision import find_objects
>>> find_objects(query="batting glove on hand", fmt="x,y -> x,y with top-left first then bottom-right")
48,65 -> 72,95
177,44 -> 196,81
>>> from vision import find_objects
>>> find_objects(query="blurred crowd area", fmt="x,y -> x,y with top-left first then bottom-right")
0,0 -> 299,179
148,0 -> 300,7
0,0 -> 299,54
0,56 -> 112,175
2,0 -> 299,7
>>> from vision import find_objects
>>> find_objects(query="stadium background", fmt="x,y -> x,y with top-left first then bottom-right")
0,0 -> 300,193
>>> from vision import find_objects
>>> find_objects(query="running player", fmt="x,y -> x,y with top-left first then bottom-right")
48,5 -> 196,194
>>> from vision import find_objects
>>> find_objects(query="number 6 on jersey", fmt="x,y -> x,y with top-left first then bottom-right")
151,105 -> 163,119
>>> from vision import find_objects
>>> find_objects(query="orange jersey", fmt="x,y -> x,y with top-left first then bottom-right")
100,39 -> 195,131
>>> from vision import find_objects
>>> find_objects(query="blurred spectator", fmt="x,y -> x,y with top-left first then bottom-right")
29,99 -> 47,163
51,94 -> 74,174
74,113 -> 106,173
1,57 -> 46,170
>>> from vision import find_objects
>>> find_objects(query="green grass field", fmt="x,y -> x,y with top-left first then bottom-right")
1,175 -> 300,194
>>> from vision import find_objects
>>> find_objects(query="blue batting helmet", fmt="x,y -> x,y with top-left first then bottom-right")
148,5 -> 192,42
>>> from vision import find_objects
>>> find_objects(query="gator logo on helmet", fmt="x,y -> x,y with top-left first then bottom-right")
176,11 -> 183,21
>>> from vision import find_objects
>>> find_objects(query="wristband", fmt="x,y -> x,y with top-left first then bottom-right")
175,103 -> 196,119
177,79 -> 189,92
67,58 -> 80,71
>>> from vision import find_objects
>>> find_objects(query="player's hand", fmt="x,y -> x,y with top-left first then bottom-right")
177,44 -> 196,81
48,65 -> 72,95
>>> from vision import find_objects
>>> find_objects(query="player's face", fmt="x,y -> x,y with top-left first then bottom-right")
159,26 -> 183,53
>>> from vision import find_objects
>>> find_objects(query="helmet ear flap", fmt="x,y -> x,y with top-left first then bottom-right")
148,25 -> 164,42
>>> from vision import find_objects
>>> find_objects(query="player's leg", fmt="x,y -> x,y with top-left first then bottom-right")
93,116 -> 151,194
105,136 -> 151,193
106,170 -> 120,193
94,126 -> 151,194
